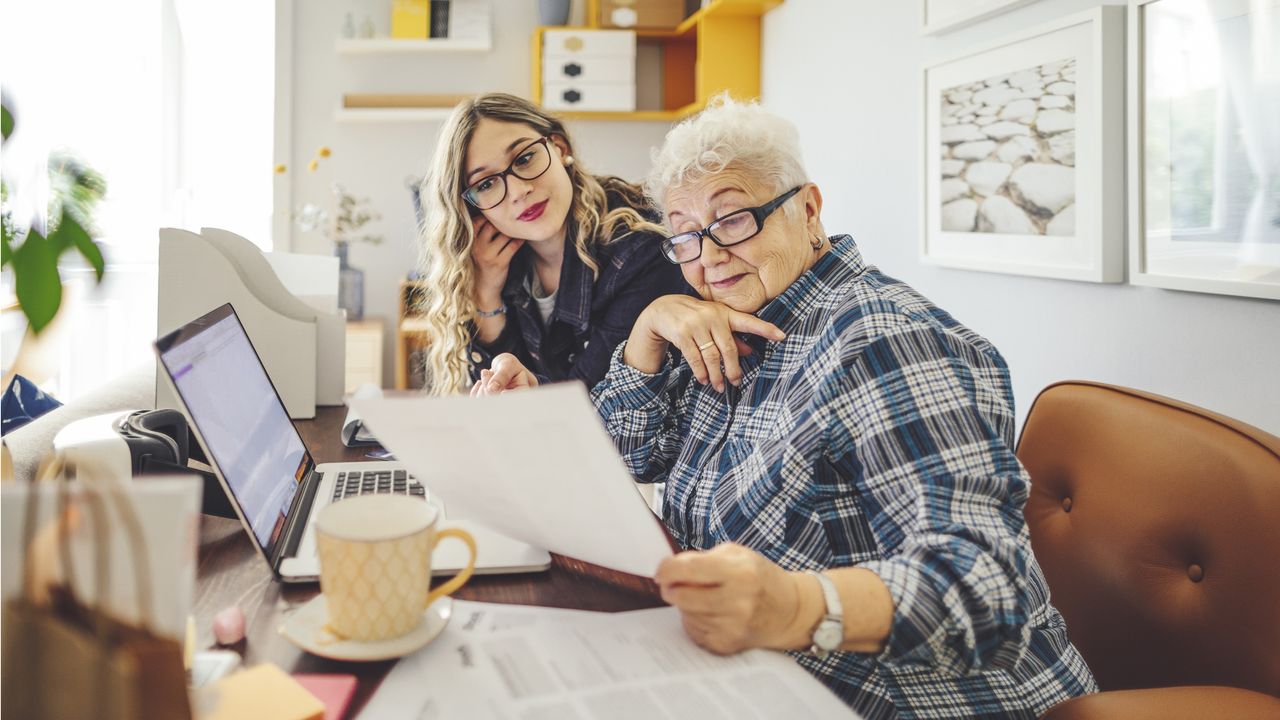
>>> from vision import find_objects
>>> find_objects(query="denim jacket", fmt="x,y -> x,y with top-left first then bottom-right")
468,188 -> 689,387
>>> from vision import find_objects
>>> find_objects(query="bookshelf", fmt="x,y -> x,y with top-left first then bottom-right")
395,279 -> 430,389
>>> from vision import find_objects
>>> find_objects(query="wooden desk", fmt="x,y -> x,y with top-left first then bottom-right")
193,405 -> 665,717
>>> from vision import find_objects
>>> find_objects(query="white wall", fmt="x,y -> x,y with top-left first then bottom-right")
762,0 -> 1280,434
285,0 -> 673,384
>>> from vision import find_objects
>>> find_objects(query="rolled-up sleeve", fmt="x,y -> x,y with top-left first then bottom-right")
826,327 -> 1034,676
590,343 -> 690,483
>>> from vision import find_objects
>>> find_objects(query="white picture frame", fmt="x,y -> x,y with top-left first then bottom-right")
922,0 -> 1040,36
1127,0 -> 1280,301
921,7 -> 1124,283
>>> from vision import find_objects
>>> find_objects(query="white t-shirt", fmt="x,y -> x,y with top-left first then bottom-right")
527,272 -> 558,327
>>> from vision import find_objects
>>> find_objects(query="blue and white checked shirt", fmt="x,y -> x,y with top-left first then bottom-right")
591,236 -> 1097,719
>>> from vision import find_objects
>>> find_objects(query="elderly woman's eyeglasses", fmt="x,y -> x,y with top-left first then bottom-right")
660,186 -> 803,264
462,136 -> 554,210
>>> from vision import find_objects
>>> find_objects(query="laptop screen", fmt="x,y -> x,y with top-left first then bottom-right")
157,304 -> 310,555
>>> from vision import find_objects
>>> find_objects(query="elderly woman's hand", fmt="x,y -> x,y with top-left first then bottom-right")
624,295 -> 785,392
656,543 -> 817,655
470,353 -> 539,396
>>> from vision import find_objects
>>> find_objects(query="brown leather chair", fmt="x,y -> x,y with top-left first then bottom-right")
1016,381 -> 1280,720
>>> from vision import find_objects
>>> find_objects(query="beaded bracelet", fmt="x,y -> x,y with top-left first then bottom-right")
476,303 -> 507,318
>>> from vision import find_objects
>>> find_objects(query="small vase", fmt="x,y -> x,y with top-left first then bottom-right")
334,241 -> 365,321
538,0 -> 571,25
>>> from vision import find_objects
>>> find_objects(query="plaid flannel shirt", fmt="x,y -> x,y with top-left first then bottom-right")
591,236 -> 1097,719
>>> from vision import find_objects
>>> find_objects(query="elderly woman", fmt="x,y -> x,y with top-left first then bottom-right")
477,98 -> 1096,718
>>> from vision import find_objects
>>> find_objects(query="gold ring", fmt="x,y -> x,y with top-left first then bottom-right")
697,340 -> 716,351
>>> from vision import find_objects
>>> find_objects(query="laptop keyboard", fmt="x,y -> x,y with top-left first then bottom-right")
331,469 -> 427,501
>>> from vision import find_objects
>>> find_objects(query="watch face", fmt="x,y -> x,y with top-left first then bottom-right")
815,621 -> 842,651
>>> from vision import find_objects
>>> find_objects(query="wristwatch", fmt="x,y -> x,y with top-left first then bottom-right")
807,570 -> 844,660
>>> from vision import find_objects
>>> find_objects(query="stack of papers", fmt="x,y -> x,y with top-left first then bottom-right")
358,600 -> 861,719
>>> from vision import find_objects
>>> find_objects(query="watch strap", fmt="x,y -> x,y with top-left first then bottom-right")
807,570 -> 844,659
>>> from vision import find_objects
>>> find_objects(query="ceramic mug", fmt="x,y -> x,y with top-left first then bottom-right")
315,494 -> 476,642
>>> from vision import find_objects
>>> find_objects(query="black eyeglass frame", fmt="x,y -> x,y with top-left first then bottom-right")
461,136 -> 555,210
660,185 -> 804,265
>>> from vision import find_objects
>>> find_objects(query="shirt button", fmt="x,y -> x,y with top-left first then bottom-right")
470,351 -> 482,362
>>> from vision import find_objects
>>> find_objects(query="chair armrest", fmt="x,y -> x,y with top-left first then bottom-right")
1041,686 -> 1280,720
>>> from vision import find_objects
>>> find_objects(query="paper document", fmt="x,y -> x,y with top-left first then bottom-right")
351,383 -> 672,577
358,600 -> 860,720
341,383 -> 383,446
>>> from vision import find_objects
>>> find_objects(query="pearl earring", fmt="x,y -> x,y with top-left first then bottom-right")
564,156 -> 574,166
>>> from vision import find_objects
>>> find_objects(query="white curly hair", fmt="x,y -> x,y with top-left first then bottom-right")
644,94 -> 810,223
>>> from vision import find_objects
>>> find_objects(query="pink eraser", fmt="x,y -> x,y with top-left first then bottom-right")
212,606 -> 246,645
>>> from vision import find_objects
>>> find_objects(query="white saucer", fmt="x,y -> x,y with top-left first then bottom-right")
279,595 -> 452,661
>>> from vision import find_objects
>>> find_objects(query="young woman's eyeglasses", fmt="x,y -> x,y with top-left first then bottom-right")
462,136 -> 554,210
659,186 -> 803,264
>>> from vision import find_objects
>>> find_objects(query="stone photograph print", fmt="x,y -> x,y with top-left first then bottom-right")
939,58 -> 1077,236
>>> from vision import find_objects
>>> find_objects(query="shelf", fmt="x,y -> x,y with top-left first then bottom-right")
673,0 -> 783,35
538,0 -> 782,122
399,317 -> 430,333
334,108 -> 454,123
335,37 -> 492,54
556,103 -> 701,121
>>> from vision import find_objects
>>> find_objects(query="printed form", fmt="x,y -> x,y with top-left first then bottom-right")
359,601 -> 861,720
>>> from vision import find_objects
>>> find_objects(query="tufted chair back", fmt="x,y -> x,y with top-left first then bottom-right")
1016,382 -> 1280,710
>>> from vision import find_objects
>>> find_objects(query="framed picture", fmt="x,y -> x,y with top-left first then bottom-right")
1128,0 -> 1280,301
922,7 -> 1124,282
922,0 -> 1040,36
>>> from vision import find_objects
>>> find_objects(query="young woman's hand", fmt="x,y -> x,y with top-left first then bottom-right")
470,215 -> 524,305
470,353 -> 539,397
623,295 -> 785,392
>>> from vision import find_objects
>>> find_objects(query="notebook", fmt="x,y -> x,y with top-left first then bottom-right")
155,302 -> 550,583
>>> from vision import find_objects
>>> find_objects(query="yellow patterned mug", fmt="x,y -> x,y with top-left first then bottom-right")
315,494 -> 476,642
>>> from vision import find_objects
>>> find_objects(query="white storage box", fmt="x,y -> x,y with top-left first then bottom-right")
542,55 -> 635,85
542,29 -> 636,112
542,29 -> 636,57
543,83 -> 636,112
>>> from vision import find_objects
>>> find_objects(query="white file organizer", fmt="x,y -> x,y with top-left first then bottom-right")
156,228 -> 346,419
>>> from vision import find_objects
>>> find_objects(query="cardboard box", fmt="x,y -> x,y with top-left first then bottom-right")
599,0 -> 686,29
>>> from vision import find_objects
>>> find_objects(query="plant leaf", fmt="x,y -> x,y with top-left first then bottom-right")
12,229 -> 62,334
1,104 -> 12,142
54,212 -> 104,281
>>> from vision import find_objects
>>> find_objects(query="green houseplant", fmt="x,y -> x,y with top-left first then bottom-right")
1,100 -> 107,335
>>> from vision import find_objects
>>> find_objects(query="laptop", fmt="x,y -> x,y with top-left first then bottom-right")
155,303 -> 551,583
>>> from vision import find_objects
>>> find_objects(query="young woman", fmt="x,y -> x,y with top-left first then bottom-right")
417,93 -> 687,394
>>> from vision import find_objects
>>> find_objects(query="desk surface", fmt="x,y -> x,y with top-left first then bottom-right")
194,405 -> 665,718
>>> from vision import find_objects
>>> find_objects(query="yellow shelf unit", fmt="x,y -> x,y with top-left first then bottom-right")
532,0 -> 783,121
395,279 -> 431,390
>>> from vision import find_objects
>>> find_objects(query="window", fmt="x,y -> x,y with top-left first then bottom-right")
1,0 -> 275,400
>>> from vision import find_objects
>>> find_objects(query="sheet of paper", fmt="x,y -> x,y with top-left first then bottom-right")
341,382 -> 382,446
351,383 -> 672,577
264,251 -> 339,314
358,600 -> 861,720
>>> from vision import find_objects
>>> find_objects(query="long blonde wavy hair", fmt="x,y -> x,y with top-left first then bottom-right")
417,93 -> 662,395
